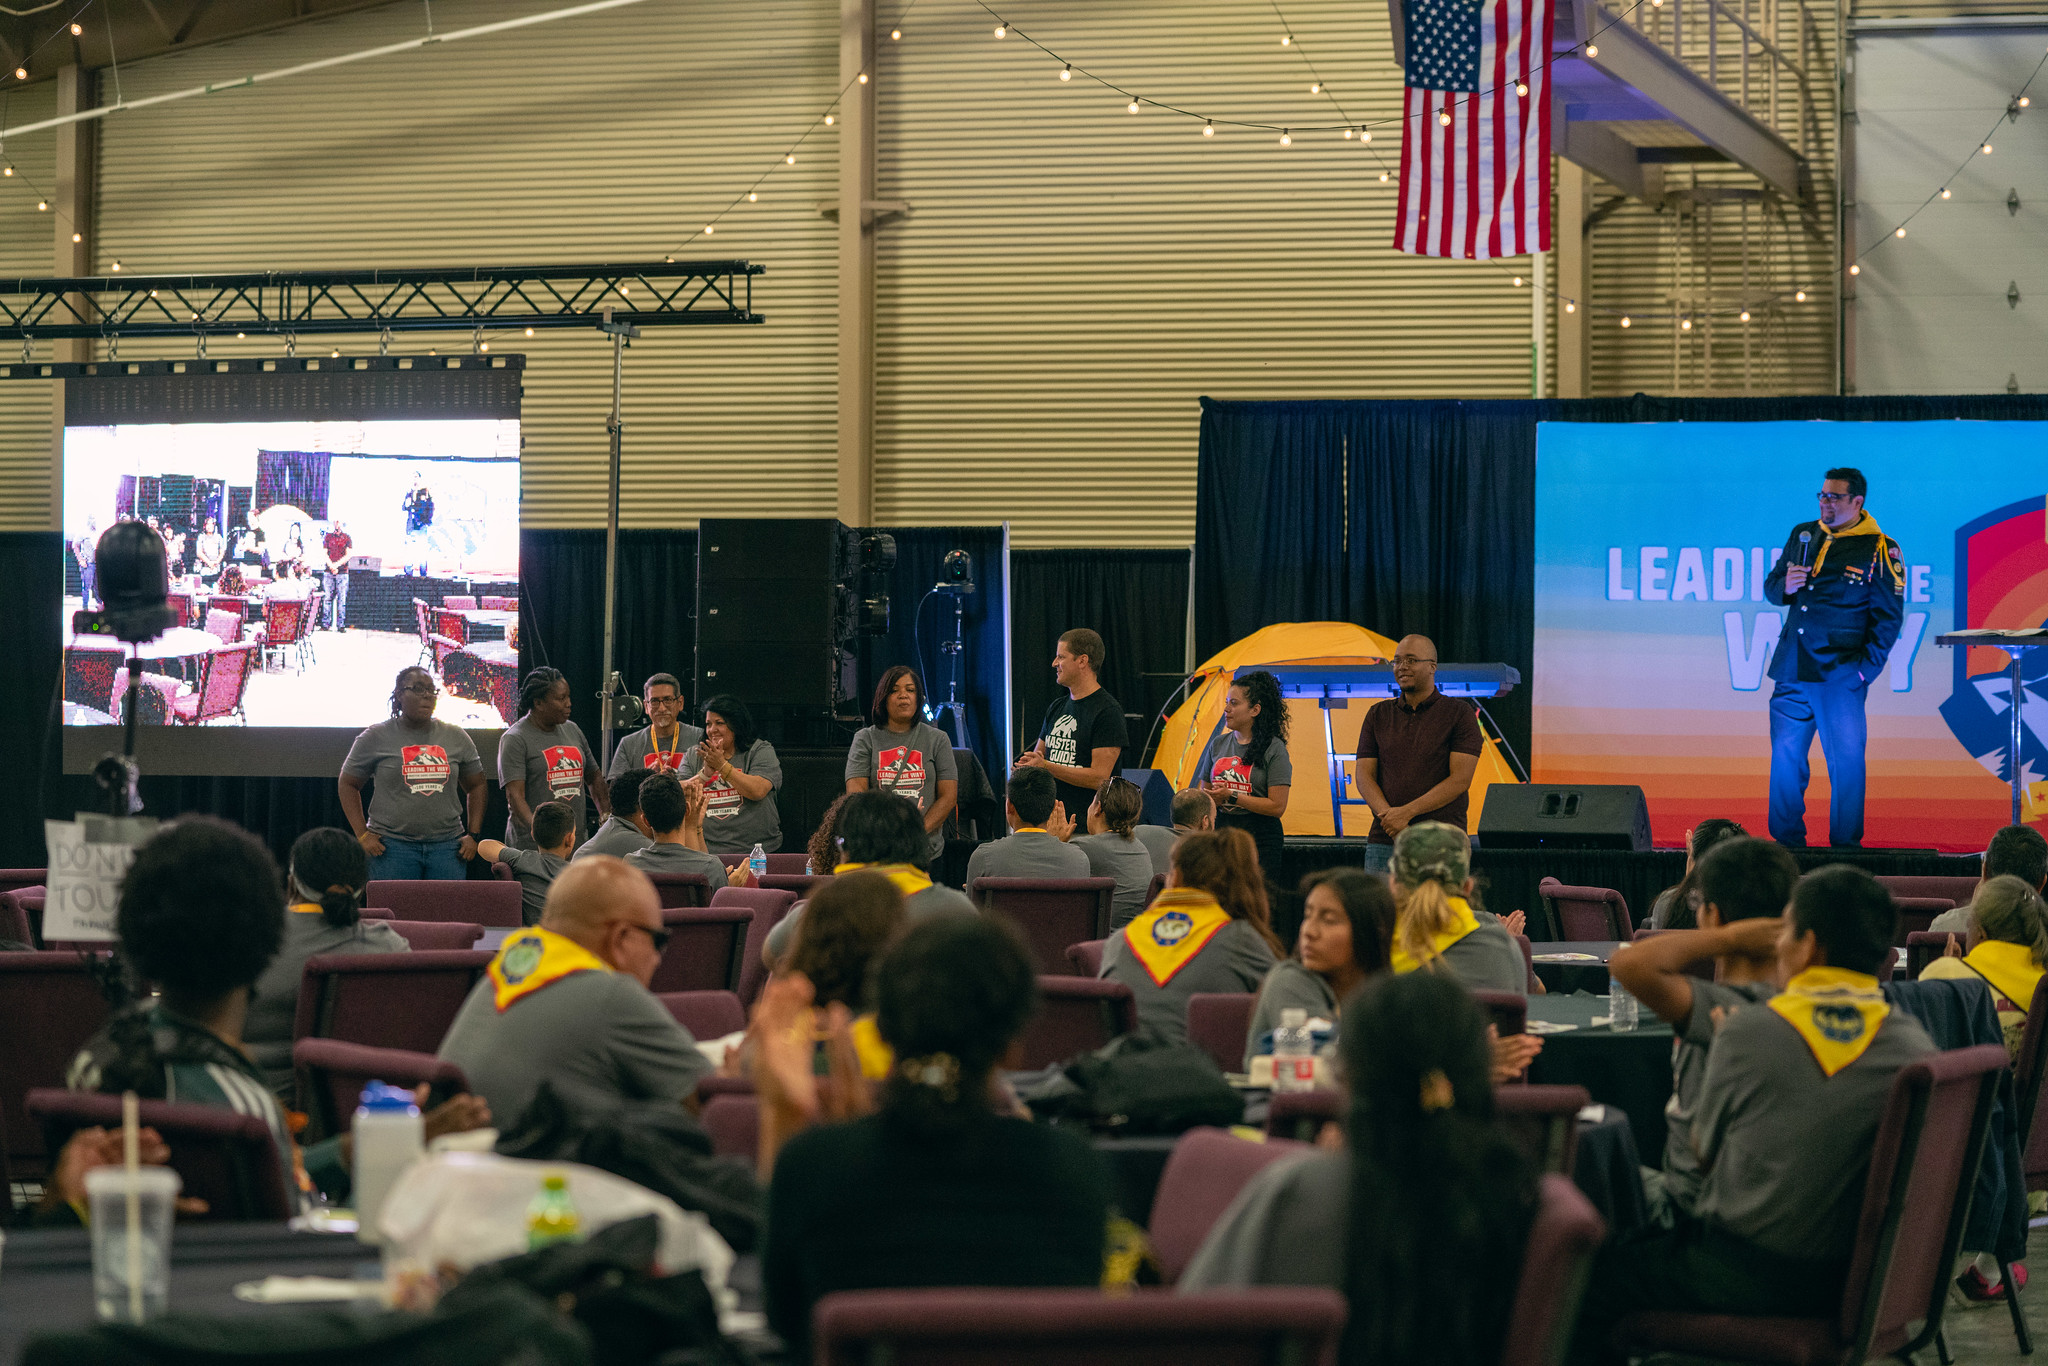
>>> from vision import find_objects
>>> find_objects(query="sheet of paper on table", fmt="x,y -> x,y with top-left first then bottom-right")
1531,952 -> 1604,962
1525,1020 -> 1580,1034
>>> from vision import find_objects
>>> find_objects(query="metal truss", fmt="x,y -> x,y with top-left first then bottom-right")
0,261 -> 763,342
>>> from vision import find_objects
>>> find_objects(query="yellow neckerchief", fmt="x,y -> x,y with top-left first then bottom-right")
1390,894 -> 1483,975
1014,827 -> 1048,835
785,1008 -> 894,1080
288,902 -> 323,915
834,861 -> 934,897
489,925 -> 613,1012
1767,965 -> 1891,1077
1810,510 -> 1891,580
1962,939 -> 2047,1014
1122,887 -> 1233,987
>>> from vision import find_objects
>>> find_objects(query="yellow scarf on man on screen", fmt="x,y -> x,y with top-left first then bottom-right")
1962,939 -> 2047,1015
490,925 -> 612,1012
1768,965 -> 1890,1076
1123,888 -> 1232,987
1390,895 -> 1483,976
834,861 -> 933,897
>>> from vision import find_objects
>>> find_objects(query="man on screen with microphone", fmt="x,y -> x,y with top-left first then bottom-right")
1763,467 -> 1905,848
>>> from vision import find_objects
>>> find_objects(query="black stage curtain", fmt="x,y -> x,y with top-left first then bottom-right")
1010,549 -> 1191,773
1196,393 -> 2048,767
853,526 -> 1008,770
517,529 -> 701,737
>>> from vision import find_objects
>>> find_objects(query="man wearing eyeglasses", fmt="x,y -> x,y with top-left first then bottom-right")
1762,467 -> 1905,848
1354,634 -> 1484,874
439,855 -> 711,1129
608,673 -> 705,778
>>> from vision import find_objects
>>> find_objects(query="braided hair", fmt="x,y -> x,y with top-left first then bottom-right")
518,667 -> 565,718
389,665 -> 435,716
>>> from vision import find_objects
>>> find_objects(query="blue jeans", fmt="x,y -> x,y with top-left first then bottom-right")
368,835 -> 468,881
1363,842 -> 1393,874
1768,674 -> 1869,847
322,570 -> 348,628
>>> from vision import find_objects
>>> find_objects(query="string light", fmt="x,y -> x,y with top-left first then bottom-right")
1279,129 -> 1291,145
1310,82 -> 1321,94
1512,276 -> 1524,286
857,71 -> 868,83
1438,108 -> 1452,125
13,67 -> 24,80
1058,63 -> 1071,80
1280,33 -> 1292,45
1983,142 -> 1994,154
110,260 -> 120,271
1565,301 -> 1576,313
71,231 -> 81,242
1516,81 -> 1529,96
1378,171 -> 1388,181
525,327 -> 535,337
1203,120 -> 1214,136
1795,290 -> 1807,302
2,165 -> 10,175
1620,315 -> 1631,328
69,22 -> 80,35
993,22 -> 1005,37
1680,317 -> 1693,330
1739,309 -> 1750,321
1586,43 -> 1599,56
786,153 -> 796,164
1343,127 -> 1353,138
824,113 -> 834,125
36,199 -> 46,210
1894,226 -> 1906,237
891,28 -> 901,39
748,191 -> 758,201
1849,263 -> 1861,275
1362,130 -> 1372,142
704,224 -> 715,234
1128,98 -> 1140,114
2023,96 -> 2033,107
1940,187 -> 1951,199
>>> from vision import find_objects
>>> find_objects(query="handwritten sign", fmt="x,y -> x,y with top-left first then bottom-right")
44,816 -> 157,943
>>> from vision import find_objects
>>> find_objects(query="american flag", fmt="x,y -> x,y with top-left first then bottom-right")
1394,0 -> 1556,259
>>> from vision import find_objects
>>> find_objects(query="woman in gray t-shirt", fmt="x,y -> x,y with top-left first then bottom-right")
339,666 -> 486,880
844,666 -> 959,864
1196,671 -> 1293,877
680,693 -> 783,855
498,667 -> 605,850
1070,776 -> 1159,930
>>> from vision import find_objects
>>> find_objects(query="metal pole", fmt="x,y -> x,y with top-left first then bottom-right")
1532,249 -> 1548,397
2011,649 -> 2026,827
602,326 -> 624,769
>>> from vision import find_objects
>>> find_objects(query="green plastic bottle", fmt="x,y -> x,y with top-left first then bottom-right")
525,1172 -> 581,1250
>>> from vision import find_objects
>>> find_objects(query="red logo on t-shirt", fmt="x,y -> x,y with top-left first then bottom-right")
875,745 -> 928,803
703,771 -> 741,820
641,749 -> 687,772
542,745 -> 584,801
401,744 -> 451,796
1209,756 -> 1253,797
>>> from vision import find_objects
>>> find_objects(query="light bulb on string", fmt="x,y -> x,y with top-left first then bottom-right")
1058,63 -> 1071,80
993,22 -> 1005,37
36,200 -> 46,211
1379,171 -> 1389,182
1565,301 -> 1576,313
1203,120 -> 1215,136
1,166 -> 9,175
236,332 -> 244,339
1940,187 -> 1951,199
71,231 -> 81,243
1620,315 -> 1631,328
1280,129 -> 1292,145
748,191 -> 758,201
891,28 -> 901,39
1849,263 -> 1861,275
69,22 -> 80,35
2023,96 -> 2033,107
824,113 -> 834,125
1310,82 -> 1321,93
786,153 -> 796,164
1894,226 -> 1905,237
110,260 -> 120,271
1362,129 -> 1372,142
1681,317 -> 1693,330
525,327 -> 535,337
1739,309 -> 1751,321
857,71 -> 868,83
13,67 -> 25,80
1516,80 -> 1529,96
705,224 -> 715,234
1795,290 -> 1807,302
1439,108 -> 1452,125
1281,33 -> 1292,45
1983,142 -> 1994,154
1512,276 -> 1524,286
1128,98 -> 1140,114
1343,127 -> 1354,138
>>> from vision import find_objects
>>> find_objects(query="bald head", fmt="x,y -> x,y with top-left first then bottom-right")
1391,635 -> 1440,701
542,856 -> 661,967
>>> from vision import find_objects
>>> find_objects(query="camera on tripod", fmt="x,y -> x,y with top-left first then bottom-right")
72,522 -> 177,645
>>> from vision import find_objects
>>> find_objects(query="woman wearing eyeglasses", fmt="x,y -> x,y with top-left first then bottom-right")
338,665 -> 489,880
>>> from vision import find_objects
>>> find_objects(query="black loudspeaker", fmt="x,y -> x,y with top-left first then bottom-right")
1478,784 -> 1652,852
696,519 -> 855,708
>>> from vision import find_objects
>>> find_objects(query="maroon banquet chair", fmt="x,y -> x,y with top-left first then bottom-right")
256,596 -> 310,672
757,853 -> 809,875
1017,977 -> 1138,1070
292,950 -> 493,1055
164,589 -> 193,628
0,869 -> 46,899
480,595 -> 515,611
0,891 -> 33,945
1612,1044 -> 2009,1366
1149,1127 -> 1314,1281
202,607 -> 243,646
1265,1089 -> 1344,1143
431,606 -> 470,646
710,885 -> 797,1006
1537,878 -> 1632,941
1905,930 -> 1955,980
1495,1084 -> 1591,1174
1515,933 -> 1540,993
1502,1175 -> 1610,1366
366,878 -> 521,928
647,872 -> 714,911
656,990 -> 746,1041
650,906 -> 752,994
383,919 -> 484,950
1067,939 -> 1107,977
758,872 -> 829,899
291,1038 -> 472,1142
702,1093 -> 760,1164
412,598 -> 433,667
1875,874 -> 1979,907
428,633 -> 465,681
26,1089 -> 293,1222
0,951 -> 115,1181
172,641 -> 258,725
442,595 -> 478,611
111,665 -> 185,725
1891,896 -> 1951,942
1185,993 -> 1258,1074
971,876 -> 1116,975
63,646 -> 120,713
1472,988 -> 1528,1037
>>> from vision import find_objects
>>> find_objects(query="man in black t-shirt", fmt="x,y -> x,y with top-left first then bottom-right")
1018,628 -> 1129,822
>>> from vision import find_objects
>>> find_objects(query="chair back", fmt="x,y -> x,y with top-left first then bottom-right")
291,1038 -> 470,1142
0,952 -> 114,1177
26,1089 -> 294,1221
971,876 -> 1116,974
1537,878 -> 1631,940
292,951 -> 492,1054
647,872 -> 713,910
2012,980 -> 2048,1186
0,869 -> 46,899
1149,1127 -> 1314,1282
480,595 -> 516,611
185,642 -> 258,724
651,907 -> 752,994
0,891 -> 31,945
429,633 -> 464,675
1626,927 -> 1714,979
1067,939 -> 1106,976
1892,897 -> 1953,942
64,646 -> 120,712
1185,992 -> 1257,1074
165,590 -> 192,627
657,990 -> 747,1041
366,878 -> 521,927
384,919 -> 484,950
1904,930 -> 1955,980
1146,872 -> 1167,907
1874,874 -> 1979,906
202,607 -> 243,645
1494,1084 -> 1591,1174
1017,977 -> 1137,1070
1500,1175 -> 1610,1366
443,595 -> 478,611
262,595 -> 307,648
763,852 -> 811,874
1472,989 -> 1528,1036
412,598 -> 431,646
111,667 -> 178,725
1514,933 -> 1538,992
1265,1089 -> 1344,1142
710,885 -> 798,1006
431,607 -> 469,645
758,873 -> 830,898
701,1093 -> 759,1164
814,1286 -> 1348,1366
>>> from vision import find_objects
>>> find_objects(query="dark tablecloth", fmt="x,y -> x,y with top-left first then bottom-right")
1526,992 -> 1675,1168
1531,942 -> 1624,995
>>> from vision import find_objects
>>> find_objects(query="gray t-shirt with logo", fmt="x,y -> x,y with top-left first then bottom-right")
1196,731 -> 1294,800
845,722 -> 959,862
679,738 -> 784,855
498,715 -> 597,848
342,718 -> 483,841
606,723 -> 706,780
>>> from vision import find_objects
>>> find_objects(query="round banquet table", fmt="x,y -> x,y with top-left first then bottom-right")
1525,992 -> 1675,1168
1531,942 -> 1625,996
456,609 -> 519,642
65,627 -> 221,662
61,702 -> 117,726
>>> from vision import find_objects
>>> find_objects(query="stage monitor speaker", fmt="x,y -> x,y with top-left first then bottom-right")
1478,784 -> 1652,852
698,518 -> 853,583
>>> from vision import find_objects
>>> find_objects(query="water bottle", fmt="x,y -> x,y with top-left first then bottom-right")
1608,975 -> 1640,1032
351,1081 -> 423,1245
749,842 -> 768,881
526,1171 -> 581,1250
1273,1008 -> 1315,1092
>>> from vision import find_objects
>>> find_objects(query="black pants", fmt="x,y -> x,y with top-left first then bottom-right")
1569,1221 -> 1847,1366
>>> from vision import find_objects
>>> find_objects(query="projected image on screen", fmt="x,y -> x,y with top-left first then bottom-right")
62,419 -> 521,730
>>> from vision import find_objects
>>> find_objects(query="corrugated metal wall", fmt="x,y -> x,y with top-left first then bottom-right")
0,80 -> 58,531
872,0 -> 1539,546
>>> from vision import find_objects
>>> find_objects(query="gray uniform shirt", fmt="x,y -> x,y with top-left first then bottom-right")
1430,918 -> 1527,995
246,912 -> 409,1093
1195,731 -> 1294,799
575,815 -> 652,862
965,831 -> 1092,888
498,715 -> 597,848
764,877 -> 976,963
1692,999 -> 1935,1260
342,718 -> 483,841
606,723 -> 705,780
1244,959 -> 1341,1070
1100,917 -> 1277,1046
1179,1150 -> 1346,1291
438,966 -> 711,1130
679,739 -> 784,855
1132,824 -> 1179,879
1663,978 -> 1777,1217
506,847 -> 567,925
1929,904 -> 1972,935
845,723 -> 958,863
623,841 -> 731,891
1071,832 -> 1157,930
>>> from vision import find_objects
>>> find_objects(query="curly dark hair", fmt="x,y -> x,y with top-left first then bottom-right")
119,816 -> 285,1003
786,870 -> 908,1011
288,827 -> 369,929
808,793 -> 851,875
876,914 -> 1038,1138
838,791 -> 930,869
701,694 -> 757,752
389,665 -> 436,716
1232,670 -> 1289,769
869,665 -> 926,729
518,667 -> 566,718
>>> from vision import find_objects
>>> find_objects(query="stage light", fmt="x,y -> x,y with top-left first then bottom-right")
1203,120 -> 1214,136
1280,129 -> 1292,145
1059,64 -> 1071,80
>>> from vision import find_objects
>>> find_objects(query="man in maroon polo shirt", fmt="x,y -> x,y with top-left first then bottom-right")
1354,634 -> 1483,874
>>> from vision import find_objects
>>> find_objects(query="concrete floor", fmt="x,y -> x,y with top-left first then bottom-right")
1932,1236 -> 2048,1366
